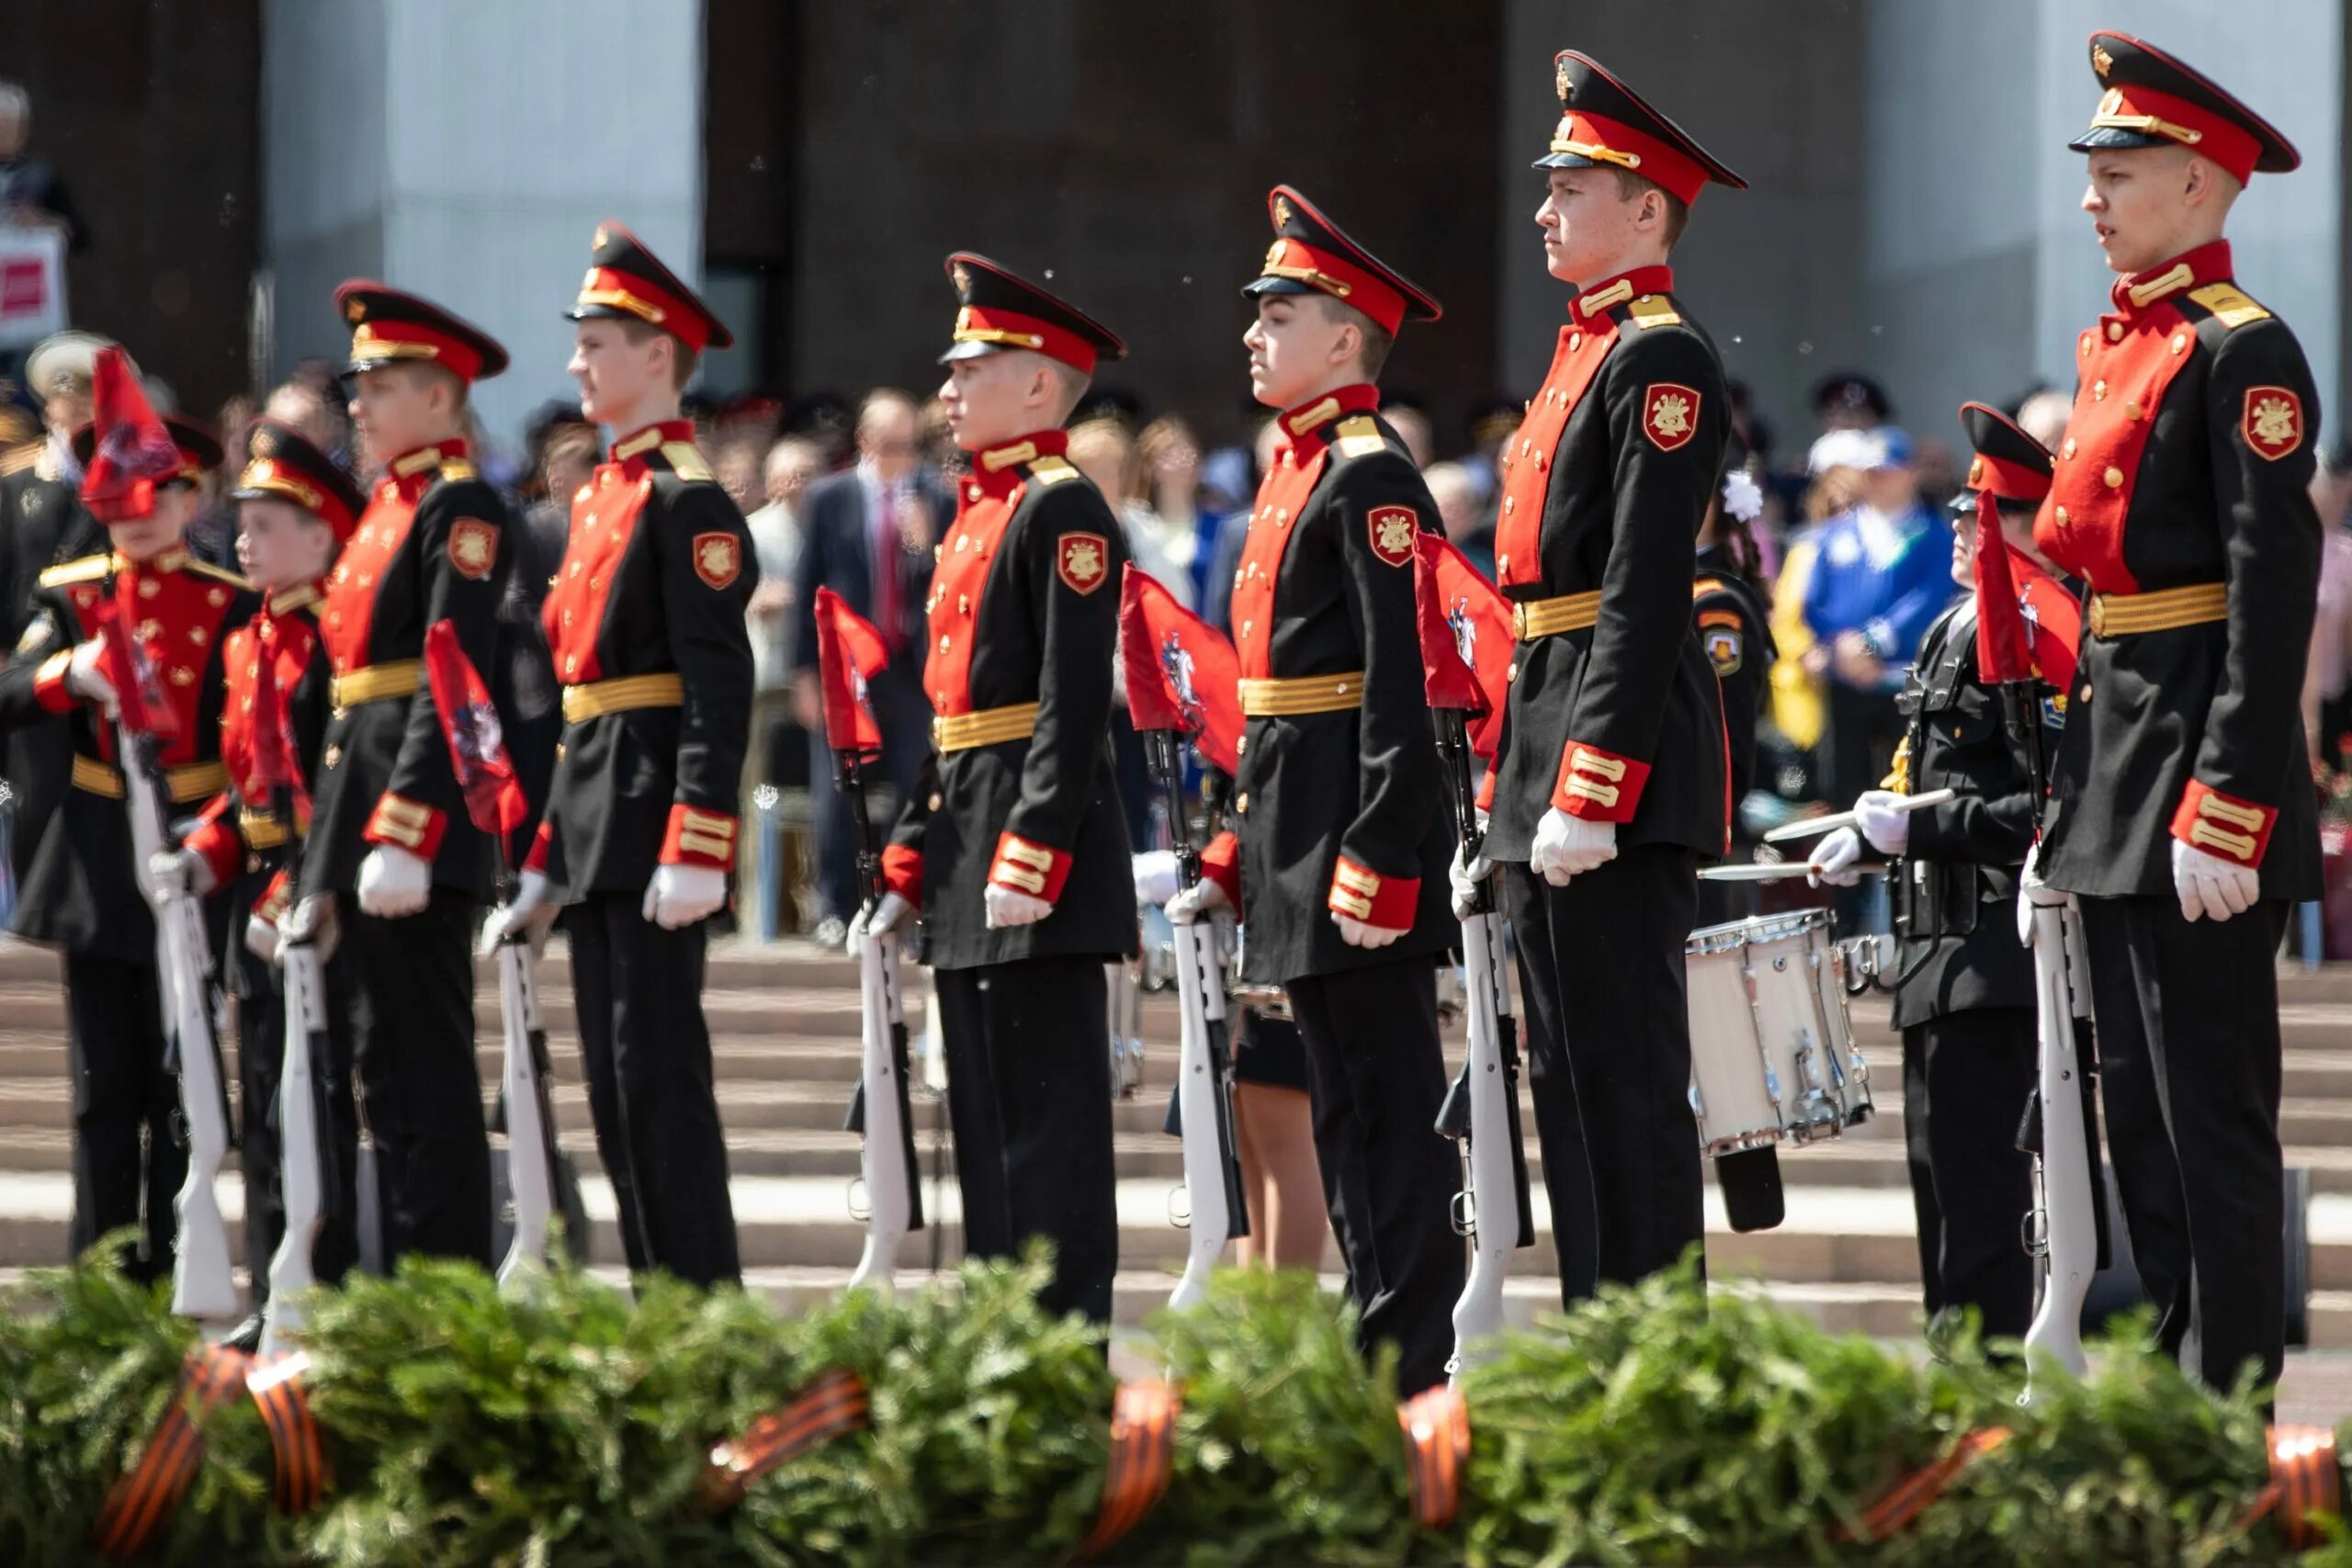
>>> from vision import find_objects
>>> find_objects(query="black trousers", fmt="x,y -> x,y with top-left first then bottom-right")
345,891 -> 493,1269
935,955 -> 1116,1323
1900,1008 -> 2036,1340
236,961 -> 362,1292
1507,848 -> 1704,1303
2077,895 -> 2287,1392
566,891 -> 741,1287
62,952 -> 180,1280
1284,957 -> 1463,1398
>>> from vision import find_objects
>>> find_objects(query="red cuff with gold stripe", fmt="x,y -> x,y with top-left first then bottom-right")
881,843 -> 923,905
1198,830 -> 1242,908
523,819 -> 553,874
33,649 -> 74,714
1327,853 -> 1418,931
362,794 -> 447,860
2169,779 -> 2276,868
662,805 -> 740,870
183,809 -> 243,892
987,831 -> 1071,904
1552,741 -> 1651,823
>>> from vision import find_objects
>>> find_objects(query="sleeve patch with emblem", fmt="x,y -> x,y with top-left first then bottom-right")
447,518 -> 499,581
1366,505 -> 1419,567
2242,385 -> 2304,460
692,530 -> 741,589
1702,626 -> 1743,675
1642,383 -> 1701,452
1057,532 -> 1109,594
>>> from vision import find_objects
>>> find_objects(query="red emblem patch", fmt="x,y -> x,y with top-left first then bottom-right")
692,531 -> 741,590
1642,384 -> 1701,452
1057,532 -> 1109,594
2242,386 -> 2304,460
447,519 -> 497,581
1366,505 -> 1419,567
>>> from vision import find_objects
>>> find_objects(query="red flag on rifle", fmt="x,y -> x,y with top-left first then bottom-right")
92,598 -> 178,743
813,586 -> 890,761
1411,535 -> 1513,761
423,619 -> 529,837
1117,563 -> 1243,774
246,622 -> 311,823
78,348 -> 182,524
1971,513 -> 2080,696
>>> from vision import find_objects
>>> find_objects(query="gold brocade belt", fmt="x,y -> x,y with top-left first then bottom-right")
238,807 -> 302,848
562,672 -> 684,724
2086,581 -> 2228,637
328,659 -> 422,710
1511,591 -> 1604,640
933,702 -> 1039,751
1238,672 -> 1363,717
71,756 -> 228,804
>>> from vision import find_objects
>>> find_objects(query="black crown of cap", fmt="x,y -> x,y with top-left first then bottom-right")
566,220 -> 734,350
941,253 -> 1126,363
2071,31 -> 2300,172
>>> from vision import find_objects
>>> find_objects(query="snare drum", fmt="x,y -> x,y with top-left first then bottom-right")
1683,910 -> 1872,1156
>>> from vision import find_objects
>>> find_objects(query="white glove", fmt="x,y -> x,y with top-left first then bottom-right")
145,847 -> 214,907
1807,828 -> 1865,888
984,883 -> 1052,929
478,868 -> 558,957
65,639 -> 115,710
1333,910 -> 1403,949
1132,850 -> 1181,908
643,863 -> 727,930
2017,839 -> 2069,942
1163,876 -> 1229,927
276,895 -> 338,965
847,890 -> 910,950
1448,840 -> 1492,921
1531,808 -> 1617,886
355,843 -> 432,918
1852,790 -> 1911,857
2172,839 -> 2258,924
244,912 -> 280,965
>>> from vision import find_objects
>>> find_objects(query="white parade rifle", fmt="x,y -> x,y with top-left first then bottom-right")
100,605 -> 240,1321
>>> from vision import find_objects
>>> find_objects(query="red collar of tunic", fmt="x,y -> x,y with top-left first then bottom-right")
1568,264 -> 1675,321
1274,382 -> 1380,451
111,545 -> 192,582
608,418 -> 696,479
262,578 -> 323,620
2107,239 -> 2232,318
968,428 -> 1068,501
375,436 -> 469,504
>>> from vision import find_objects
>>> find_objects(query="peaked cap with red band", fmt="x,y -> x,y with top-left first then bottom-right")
71,415 -> 222,487
1240,185 -> 1441,337
334,280 -> 510,383
2069,32 -> 2299,185
233,415 -> 367,541
940,253 -> 1125,377
1951,401 -> 2054,514
1535,51 -> 1746,206
565,219 -> 733,355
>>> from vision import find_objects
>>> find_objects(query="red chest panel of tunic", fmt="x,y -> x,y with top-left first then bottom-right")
2033,304 -> 2197,594
221,609 -> 317,802
323,489 -> 417,674
1228,446 -> 1330,679
922,488 -> 1018,715
58,562 -> 238,767
542,468 -> 653,684
1493,318 -> 1621,587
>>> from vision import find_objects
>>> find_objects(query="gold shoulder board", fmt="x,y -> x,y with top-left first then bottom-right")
2187,282 -> 2270,329
661,441 -> 715,482
186,558 -> 254,589
1333,414 -> 1388,459
436,457 -> 481,483
1024,454 -> 1079,484
1628,296 -> 1683,330
38,555 -> 110,588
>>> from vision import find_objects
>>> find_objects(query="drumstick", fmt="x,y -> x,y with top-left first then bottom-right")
1697,861 -> 1856,882
1759,788 -> 1958,845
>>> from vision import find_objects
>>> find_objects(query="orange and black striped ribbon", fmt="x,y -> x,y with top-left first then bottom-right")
1077,1377 -> 1182,1560
698,1367 -> 871,1511
1397,1382 -> 1471,1531
245,1351 -> 330,1515
2237,1424 -> 2343,1550
90,1343 -> 253,1558
1841,1426 -> 2010,1542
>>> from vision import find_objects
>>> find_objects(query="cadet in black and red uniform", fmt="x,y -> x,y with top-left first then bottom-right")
302,283 -> 512,1269
2030,33 -> 2322,1392
486,221 -> 752,1288
1691,430 -> 1776,925
167,418 -> 364,1311
1480,52 -> 1742,1301
863,254 -> 1133,1322
1163,187 -> 1463,1394
0,411 -> 255,1279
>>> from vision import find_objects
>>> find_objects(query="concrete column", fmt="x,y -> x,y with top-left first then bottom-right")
263,0 -> 707,449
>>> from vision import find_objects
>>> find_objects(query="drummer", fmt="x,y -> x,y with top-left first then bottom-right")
1806,402 -> 2074,1342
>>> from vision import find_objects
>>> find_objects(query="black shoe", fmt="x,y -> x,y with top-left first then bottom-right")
221,1312 -> 266,1353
